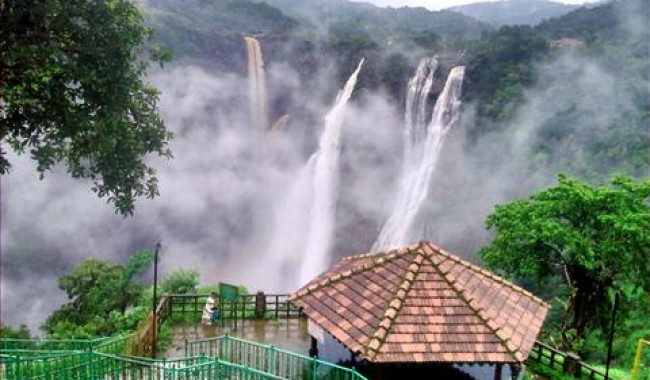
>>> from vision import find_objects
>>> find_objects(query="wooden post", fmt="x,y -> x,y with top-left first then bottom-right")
563,352 -> 582,377
233,300 -> 238,330
255,291 -> 267,318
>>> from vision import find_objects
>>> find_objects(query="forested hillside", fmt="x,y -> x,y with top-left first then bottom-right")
144,0 -> 648,180
450,0 -> 579,26
464,0 -> 649,180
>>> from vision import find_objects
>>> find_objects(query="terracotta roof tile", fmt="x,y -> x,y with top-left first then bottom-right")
290,241 -> 549,364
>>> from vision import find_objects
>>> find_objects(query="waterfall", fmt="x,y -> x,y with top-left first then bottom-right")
405,57 -> 438,165
260,59 -> 364,290
299,58 -> 365,285
244,36 -> 268,130
373,64 -> 465,251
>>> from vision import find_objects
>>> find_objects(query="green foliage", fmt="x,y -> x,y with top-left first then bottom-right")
582,290 -> 650,367
43,250 -> 154,338
0,0 -> 173,215
480,174 -> 650,350
0,324 -> 32,339
408,30 -> 441,50
465,25 -> 549,128
161,269 -> 199,294
526,361 -> 577,380
462,0 -> 649,179
327,23 -> 379,53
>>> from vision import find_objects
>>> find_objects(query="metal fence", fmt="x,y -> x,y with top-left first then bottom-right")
0,333 -> 366,380
2,351 -> 287,380
168,293 -> 303,321
185,335 -> 368,380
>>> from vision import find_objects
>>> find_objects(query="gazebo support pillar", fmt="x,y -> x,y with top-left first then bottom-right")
493,363 -> 503,380
309,337 -> 319,358
510,363 -> 521,380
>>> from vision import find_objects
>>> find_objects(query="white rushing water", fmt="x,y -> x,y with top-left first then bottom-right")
404,57 -> 438,166
373,64 -> 465,251
300,58 -> 365,285
244,36 -> 268,130
260,59 -> 365,290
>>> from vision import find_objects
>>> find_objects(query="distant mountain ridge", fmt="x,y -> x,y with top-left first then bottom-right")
259,0 -> 491,39
449,0 -> 580,26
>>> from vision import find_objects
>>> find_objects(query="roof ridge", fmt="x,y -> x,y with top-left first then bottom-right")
422,242 -> 549,309
291,247 -> 411,300
340,242 -> 420,262
423,254 -> 521,363
363,249 -> 425,361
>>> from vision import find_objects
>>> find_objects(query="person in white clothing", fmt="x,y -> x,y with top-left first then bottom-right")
201,292 -> 219,325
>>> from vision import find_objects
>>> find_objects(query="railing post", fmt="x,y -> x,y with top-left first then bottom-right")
563,352 -> 582,378
255,291 -> 267,318
632,340 -> 648,380
269,345 -> 275,375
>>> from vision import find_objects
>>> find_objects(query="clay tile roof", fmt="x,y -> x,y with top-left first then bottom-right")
290,241 -> 549,364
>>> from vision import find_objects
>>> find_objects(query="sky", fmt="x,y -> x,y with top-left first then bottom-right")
351,0 -> 604,10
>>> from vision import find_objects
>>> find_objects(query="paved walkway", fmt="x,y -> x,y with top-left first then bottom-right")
167,318 -> 309,358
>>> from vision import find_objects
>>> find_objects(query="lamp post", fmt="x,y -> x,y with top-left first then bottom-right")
152,242 -> 161,359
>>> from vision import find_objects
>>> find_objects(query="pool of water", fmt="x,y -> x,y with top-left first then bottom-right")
166,318 -> 310,358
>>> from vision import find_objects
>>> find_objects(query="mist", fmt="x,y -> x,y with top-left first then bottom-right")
2,2 -> 647,333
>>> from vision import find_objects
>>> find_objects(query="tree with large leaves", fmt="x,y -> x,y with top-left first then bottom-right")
0,0 -> 172,215
480,174 -> 650,350
43,250 -> 153,338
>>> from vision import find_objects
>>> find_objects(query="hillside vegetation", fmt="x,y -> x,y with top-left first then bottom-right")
450,0 -> 580,26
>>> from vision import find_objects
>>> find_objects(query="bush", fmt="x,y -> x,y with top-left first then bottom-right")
161,269 -> 199,294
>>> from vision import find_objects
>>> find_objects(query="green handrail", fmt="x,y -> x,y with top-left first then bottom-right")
186,335 -> 368,380
0,337 -> 108,352
2,351 -> 289,380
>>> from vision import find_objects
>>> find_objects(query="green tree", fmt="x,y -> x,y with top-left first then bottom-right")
480,174 -> 650,350
0,323 -> 31,339
161,268 -> 199,294
43,250 -> 153,337
0,0 -> 173,215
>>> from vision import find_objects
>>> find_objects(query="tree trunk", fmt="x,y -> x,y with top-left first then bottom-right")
561,266 -> 593,351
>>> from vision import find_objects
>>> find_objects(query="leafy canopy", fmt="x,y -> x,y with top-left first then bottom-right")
480,174 -> 650,348
43,250 -> 154,338
0,0 -> 172,215
160,268 -> 199,294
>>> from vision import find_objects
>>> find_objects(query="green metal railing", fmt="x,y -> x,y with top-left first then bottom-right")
2,351 -> 288,380
186,335 -> 368,380
0,337 -> 107,353
0,293 -> 363,379
0,333 -> 134,357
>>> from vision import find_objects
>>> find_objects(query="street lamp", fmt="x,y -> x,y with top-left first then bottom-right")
152,242 -> 161,359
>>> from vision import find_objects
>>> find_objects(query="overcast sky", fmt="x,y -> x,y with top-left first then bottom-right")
351,0 -> 604,10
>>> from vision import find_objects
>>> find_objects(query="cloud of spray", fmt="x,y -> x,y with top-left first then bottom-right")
0,55 -> 400,332
416,49 -> 648,259
2,3 -> 647,332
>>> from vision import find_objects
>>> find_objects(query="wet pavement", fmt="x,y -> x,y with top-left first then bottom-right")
166,318 -> 310,358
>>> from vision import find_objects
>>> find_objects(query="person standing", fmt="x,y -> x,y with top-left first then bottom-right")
202,292 -> 219,325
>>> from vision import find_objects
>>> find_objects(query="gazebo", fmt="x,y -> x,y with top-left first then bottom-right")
290,241 -> 549,380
